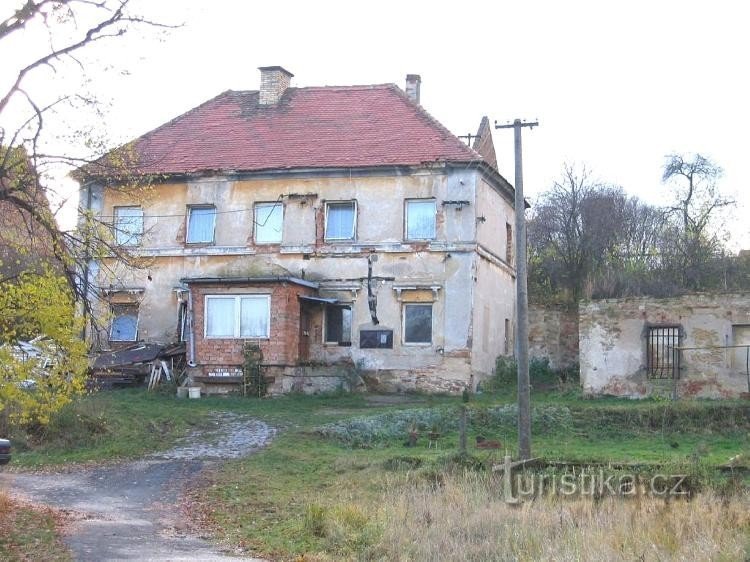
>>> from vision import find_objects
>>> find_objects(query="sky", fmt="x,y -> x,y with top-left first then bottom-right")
3,0 -> 749,248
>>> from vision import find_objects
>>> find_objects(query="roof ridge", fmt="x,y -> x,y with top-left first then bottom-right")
230,84 -> 396,94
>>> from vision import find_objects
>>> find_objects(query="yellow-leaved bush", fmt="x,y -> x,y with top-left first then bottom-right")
0,271 -> 87,429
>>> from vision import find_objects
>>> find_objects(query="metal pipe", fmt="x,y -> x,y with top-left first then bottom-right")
187,290 -> 196,367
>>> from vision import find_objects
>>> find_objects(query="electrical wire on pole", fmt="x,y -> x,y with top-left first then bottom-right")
495,118 -> 538,460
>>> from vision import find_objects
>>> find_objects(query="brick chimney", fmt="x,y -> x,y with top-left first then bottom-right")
405,74 -> 421,104
258,66 -> 294,105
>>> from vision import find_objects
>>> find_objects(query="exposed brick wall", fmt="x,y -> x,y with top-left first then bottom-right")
528,304 -> 579,370
189,282 -> 315,374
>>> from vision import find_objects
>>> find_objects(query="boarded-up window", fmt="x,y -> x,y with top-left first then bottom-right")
110,304 -> 139,342
646,326 -> 679,379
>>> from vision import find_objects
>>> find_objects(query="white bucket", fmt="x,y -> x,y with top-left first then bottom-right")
176,387 -> 189,399
188,387 -> 201,399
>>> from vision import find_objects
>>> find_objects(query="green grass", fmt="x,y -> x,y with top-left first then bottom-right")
6,385 -> 750,559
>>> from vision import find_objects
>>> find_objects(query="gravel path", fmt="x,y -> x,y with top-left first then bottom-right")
0,413 -> 274,561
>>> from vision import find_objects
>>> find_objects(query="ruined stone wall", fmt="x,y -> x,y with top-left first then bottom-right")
528,305 -> 579,370
579,293 -> 750,399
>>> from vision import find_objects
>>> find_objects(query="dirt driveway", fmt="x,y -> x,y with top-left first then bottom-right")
0,413 -> 273,561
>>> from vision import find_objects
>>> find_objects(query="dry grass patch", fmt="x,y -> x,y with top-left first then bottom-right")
367,473 -> 750,562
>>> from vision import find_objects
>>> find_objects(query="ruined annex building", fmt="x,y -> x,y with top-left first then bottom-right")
77,67 -> 517,394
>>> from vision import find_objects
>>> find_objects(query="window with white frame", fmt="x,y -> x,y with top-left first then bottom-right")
405,199 -> 436,240
403,303 -> 432,344
325,304 -> 352,345
204,295 -> 270,338
110,304 -> 139,341
186,206 -> 216,243
114,206 -> 143,246
325,201 -> 356,240
254,202 -> 284,243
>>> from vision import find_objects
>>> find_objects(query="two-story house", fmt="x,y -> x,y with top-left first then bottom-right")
78,67 -> 517,394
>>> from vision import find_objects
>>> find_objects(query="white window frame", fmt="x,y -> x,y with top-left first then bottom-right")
186,205 -> 217,244
204,294 -> 271,339
109,304 -> 139,342
324,303 -> 353,345
324,200 -> 357,241
402,302 -> 433,346
404,199 -> 437,241
113,206 -> 144,246
254,202 -> 284,244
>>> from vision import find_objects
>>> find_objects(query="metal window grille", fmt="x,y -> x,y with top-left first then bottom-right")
646,326 -> 679,379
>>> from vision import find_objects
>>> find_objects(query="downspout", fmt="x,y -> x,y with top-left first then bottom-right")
187,290 -> 196,367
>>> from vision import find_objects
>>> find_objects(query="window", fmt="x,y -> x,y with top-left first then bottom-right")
114,206 -> 143,246
405,199 -> 436,240
325,304 -> 352,345
325,201 -> 356,240
205,295 -> 270,338
646,326 -> 679,379
403,303 -> 432,344
506,222 -> 513,263
186,206 -> 216,243
254,202 -> 283,243
110,304 -> 139,341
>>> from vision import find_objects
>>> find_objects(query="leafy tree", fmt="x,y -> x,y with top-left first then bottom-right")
0,270 -> 87,431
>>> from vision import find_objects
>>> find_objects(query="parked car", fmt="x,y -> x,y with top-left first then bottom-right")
0,439 -> 10,465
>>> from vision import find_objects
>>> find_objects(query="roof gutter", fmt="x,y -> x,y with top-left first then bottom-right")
180,276 -> 319,289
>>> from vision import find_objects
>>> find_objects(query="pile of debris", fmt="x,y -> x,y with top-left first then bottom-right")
91,342 -> 186,389
2,336 -> 58,390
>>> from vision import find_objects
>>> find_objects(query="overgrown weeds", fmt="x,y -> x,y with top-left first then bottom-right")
367,472 -> 750,561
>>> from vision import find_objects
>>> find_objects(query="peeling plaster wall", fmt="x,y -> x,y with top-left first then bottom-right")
92,167 -> 515,392
580,293 -> 750,399
469,179 -> 516,385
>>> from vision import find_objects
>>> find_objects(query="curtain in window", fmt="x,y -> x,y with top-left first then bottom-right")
206,297 -> 235,337
187,207 -> 216,243
407,200 -> 436,239
240,297 -> 269,337
255,203 -> 284,243
114,207 -> 143,245
325,203 -> 355,239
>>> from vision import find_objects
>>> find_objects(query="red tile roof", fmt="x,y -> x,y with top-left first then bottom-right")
100,84 -> 483,177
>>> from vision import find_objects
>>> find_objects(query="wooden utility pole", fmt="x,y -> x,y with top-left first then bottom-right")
495,118 -> 538,460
